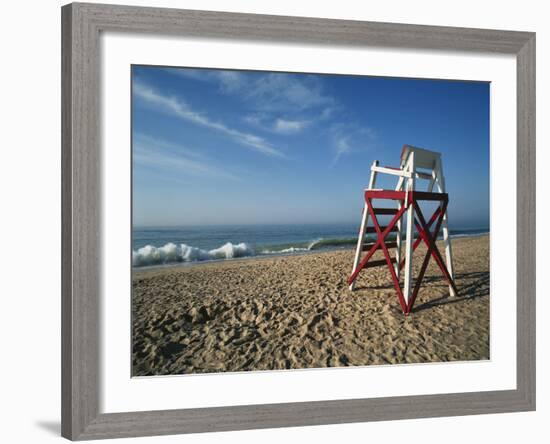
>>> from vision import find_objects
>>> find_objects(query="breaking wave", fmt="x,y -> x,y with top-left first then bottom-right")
132,242 -> 255,267
132,237 -> 358,267
259,237 -> 357,255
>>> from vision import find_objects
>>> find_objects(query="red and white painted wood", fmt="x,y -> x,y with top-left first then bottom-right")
348,145 -> 457,314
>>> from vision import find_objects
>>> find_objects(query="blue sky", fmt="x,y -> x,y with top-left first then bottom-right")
132,66 -> 490,228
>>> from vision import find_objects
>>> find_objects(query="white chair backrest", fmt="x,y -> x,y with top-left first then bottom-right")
400,145 -> 441,172
367,145 -> 446,193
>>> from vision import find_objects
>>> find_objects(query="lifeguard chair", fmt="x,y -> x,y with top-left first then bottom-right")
348,145 -> 457,315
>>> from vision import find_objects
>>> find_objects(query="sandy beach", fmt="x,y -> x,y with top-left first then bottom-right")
132,235 -> 490,376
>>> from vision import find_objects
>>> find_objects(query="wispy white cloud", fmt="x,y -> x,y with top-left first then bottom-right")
216,71 -> 245,93
133,82 -> 284,158
134,134 -> 206,160
164,68 -> 334,113
163,68 -> 246,94
273,119 -> 309,134
330,123 -> 377,165
320,107 -> 335,120
243,114 -> 263,126
244,114 -> 309,135
133,133 -> 239,181
157,69 -> 379,162
162,68 -> 205,81
246,74 -> 333,111
333,136 -> 352,163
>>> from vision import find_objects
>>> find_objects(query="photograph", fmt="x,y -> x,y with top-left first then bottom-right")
131,65 -> 490,376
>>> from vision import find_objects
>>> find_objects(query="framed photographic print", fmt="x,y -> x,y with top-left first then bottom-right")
61,2 -> 535,440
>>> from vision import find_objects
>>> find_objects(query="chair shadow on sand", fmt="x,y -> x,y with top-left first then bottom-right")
353,271 -> 490,314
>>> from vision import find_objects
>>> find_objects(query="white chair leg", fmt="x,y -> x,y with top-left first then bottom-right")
441,214 -> 456,296
403,200 -> 415,306
435,158 -> 456,297
350,161 -> 379,290
394,176 -> 404,279
350,203 -> 369,291
394,210 -> 402,279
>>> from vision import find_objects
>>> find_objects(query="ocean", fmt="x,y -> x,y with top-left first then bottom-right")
132,223 -> 489,268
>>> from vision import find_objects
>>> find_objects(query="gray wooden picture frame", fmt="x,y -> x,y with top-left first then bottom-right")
61,2 -> 536,440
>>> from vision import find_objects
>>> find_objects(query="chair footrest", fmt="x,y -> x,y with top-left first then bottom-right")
372,207 -> 399,215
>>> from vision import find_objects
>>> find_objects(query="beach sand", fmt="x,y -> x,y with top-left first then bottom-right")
132,235 -> 489,376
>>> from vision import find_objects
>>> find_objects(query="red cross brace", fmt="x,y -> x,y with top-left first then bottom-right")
347,190 -> 458,315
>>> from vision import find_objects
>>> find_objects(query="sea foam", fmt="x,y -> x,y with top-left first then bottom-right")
132,242 -> 254,267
